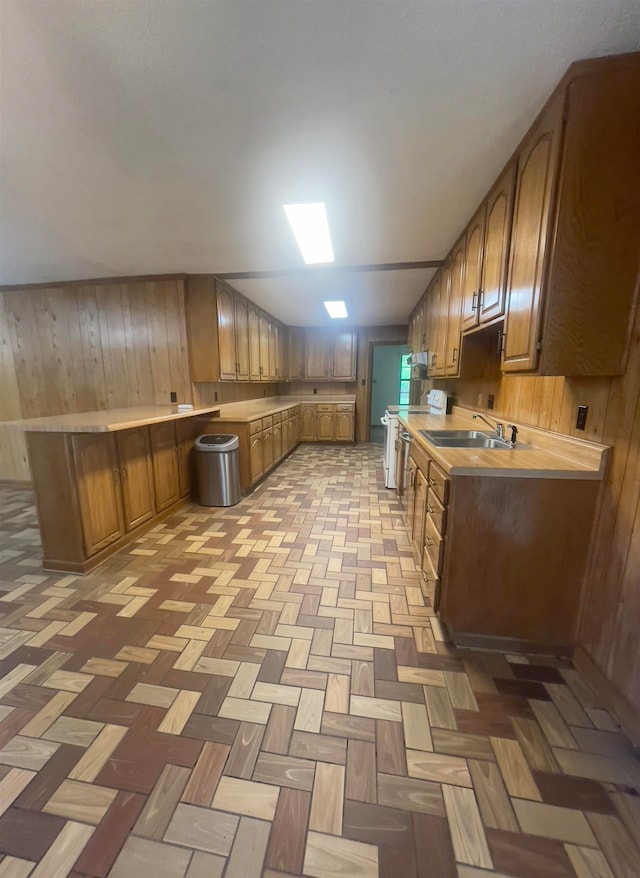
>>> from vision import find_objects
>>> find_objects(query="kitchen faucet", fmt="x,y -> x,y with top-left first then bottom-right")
472,413 -> 518,447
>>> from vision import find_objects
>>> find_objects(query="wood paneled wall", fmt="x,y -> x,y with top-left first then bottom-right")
0,278 -> 192,482
425,303 -> 640,738
192,381 -> 280,407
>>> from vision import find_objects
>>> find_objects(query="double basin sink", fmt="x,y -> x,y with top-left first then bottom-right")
419,429 -> 526,450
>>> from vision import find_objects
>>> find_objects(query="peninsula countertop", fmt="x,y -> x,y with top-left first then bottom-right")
398,406 -> 609,480
3,405 -> 222,433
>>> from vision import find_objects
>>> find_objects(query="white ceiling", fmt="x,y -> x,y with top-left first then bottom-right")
1,1 -> 639,326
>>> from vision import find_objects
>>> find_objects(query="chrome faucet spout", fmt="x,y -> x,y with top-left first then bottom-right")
472,413 -> 518,447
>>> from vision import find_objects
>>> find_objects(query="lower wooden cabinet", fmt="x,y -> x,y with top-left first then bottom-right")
316,406 -> 335,441
249,432 -> 264,483
27,416 -> 203,573
300,405 -> 316,441
402,432 -> 600,649
116,427 -> 155,531
72,433 -> 125,555
149,422 -> 180,512
336,405 -> 354,441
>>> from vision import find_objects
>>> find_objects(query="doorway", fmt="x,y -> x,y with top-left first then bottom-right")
369,343 -> 409,443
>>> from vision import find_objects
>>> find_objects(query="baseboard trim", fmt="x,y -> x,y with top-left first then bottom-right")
0,479 -> 33,488
443,623 -> 573,657
573,646 -> 640,747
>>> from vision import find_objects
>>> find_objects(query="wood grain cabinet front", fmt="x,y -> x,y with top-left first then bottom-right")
316,406 -> 336,441
72,433 -> 125,555
300,405 -> 316,441
149,422 -> 180,512
116,427 -> 155,531
402,434 -> 600,650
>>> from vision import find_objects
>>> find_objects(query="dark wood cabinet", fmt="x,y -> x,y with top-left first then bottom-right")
72,434 -> 124,555
149,422 -> 180,512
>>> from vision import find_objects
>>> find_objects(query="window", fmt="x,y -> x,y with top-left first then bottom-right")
399,354 -> 411,405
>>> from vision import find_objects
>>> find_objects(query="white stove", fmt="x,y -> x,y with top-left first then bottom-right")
380,390 -> 449,489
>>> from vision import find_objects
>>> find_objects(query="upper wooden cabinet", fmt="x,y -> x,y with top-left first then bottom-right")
461,164 -> 515,332
332,332 -> 357,380
288,328 -> 305,380
445,238 -> 465,376
305,330 -> 330,379
216,283 -> 239,381
248,302 -> 261,381
502,96 -> 564,372
428,272 -> 447,378
503,58 -> 640,375
234,295 -> 250,381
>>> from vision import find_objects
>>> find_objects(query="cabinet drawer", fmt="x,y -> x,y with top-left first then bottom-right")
272,412 -> 282,423
424,514 -> 445,575
316,404 -> 336,412
426,488 -> 447,536
426,460 -> 449,505
249,419 -> 262,435
262,415 -> 273,428
337,403 -> 354,412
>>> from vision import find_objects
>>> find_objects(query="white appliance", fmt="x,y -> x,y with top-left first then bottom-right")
380,389 -> 450,490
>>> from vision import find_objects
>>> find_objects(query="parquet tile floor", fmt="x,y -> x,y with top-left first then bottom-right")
0,443 -> 639,878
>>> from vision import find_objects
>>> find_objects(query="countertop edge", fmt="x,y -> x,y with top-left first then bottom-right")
2,406 -> 222,433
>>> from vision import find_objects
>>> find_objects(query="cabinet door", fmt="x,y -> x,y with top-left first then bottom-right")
268,319 -> 277,380
273,422 -> 283,462
503,94 -> 565,372
248,303 -> 262,381
425,274 -> 441,376
176,418 -> 196,498
278,325 -> 288,381
216,284 -> 237,381
332,332 -> 357,379
406,456 -> 418,520
72,434 -> 124,555
316,410 -> 335,441
117,428 -> 155,531
288,328 -> 305,380
149,422 -> 180,512
430,269 -> 448,377
480,163 -> 516,325
411,467 -> 428,557
445,240 -> 465,375
249,433 -> 264,482
305,331 -> 329,379
461,206 -> 485,331
262,427 -> 274,473
335,410 -> 354,441
234,295 -> 250,381
300,405 -> 316,441
259,312 -> 270,381
293,413 -> 300,446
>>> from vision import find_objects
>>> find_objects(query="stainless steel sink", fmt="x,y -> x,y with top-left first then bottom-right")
419,429 -> 515,449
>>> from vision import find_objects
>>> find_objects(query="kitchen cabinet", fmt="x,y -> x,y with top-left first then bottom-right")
149,422 -> 180,512
273,415 -> 283,462
25,411 -> 206,573
248,302 -> 262,381
259,312 -> 270,381
249,429 -> 264,483
409,299 -> 426,353
502,93 -> 564,372
428,272 -> 447,378
403,432 -> 599,648
116,427 -> 155,531
72,433 -> 125,555
288,328 -> 305,380
234,295 -> 250,381
461,165 -> 515,332
335,404 -> 355,441
316,405 -> 335,441
444,238 -> 465,376
262,423 -> 274,472
301,404 -> 316,441
503,57 -> 640,374
305,331 -> 330,379
332,332 -> 357,380
216,283 -> 239,381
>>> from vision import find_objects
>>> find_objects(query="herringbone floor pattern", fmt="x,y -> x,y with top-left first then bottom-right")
0,444 -> 639,878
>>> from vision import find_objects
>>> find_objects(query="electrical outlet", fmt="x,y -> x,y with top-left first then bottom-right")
361,379 -> 366,386
170,391 -> 177,403
313,388 -> 317,394
487,394 -> 495,410
576,404 -> 588,431
214,391 -> 218,402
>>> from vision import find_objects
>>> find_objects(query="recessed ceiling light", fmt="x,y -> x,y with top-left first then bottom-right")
324,301 -> 348,319
283,202 -> 334,264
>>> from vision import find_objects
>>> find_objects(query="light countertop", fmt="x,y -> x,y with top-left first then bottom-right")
3,405 -> 222,433
399,407 -> 609,480
213,395 -> 356,421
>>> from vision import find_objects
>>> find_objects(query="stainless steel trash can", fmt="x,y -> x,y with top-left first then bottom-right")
195,434 -> 241,506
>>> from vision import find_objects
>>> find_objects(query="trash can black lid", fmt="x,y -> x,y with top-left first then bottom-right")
195,434 -> 239,452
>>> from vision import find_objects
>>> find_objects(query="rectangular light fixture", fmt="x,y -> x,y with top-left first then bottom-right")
324,300 -> 348,319
283,202 -> 334,264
